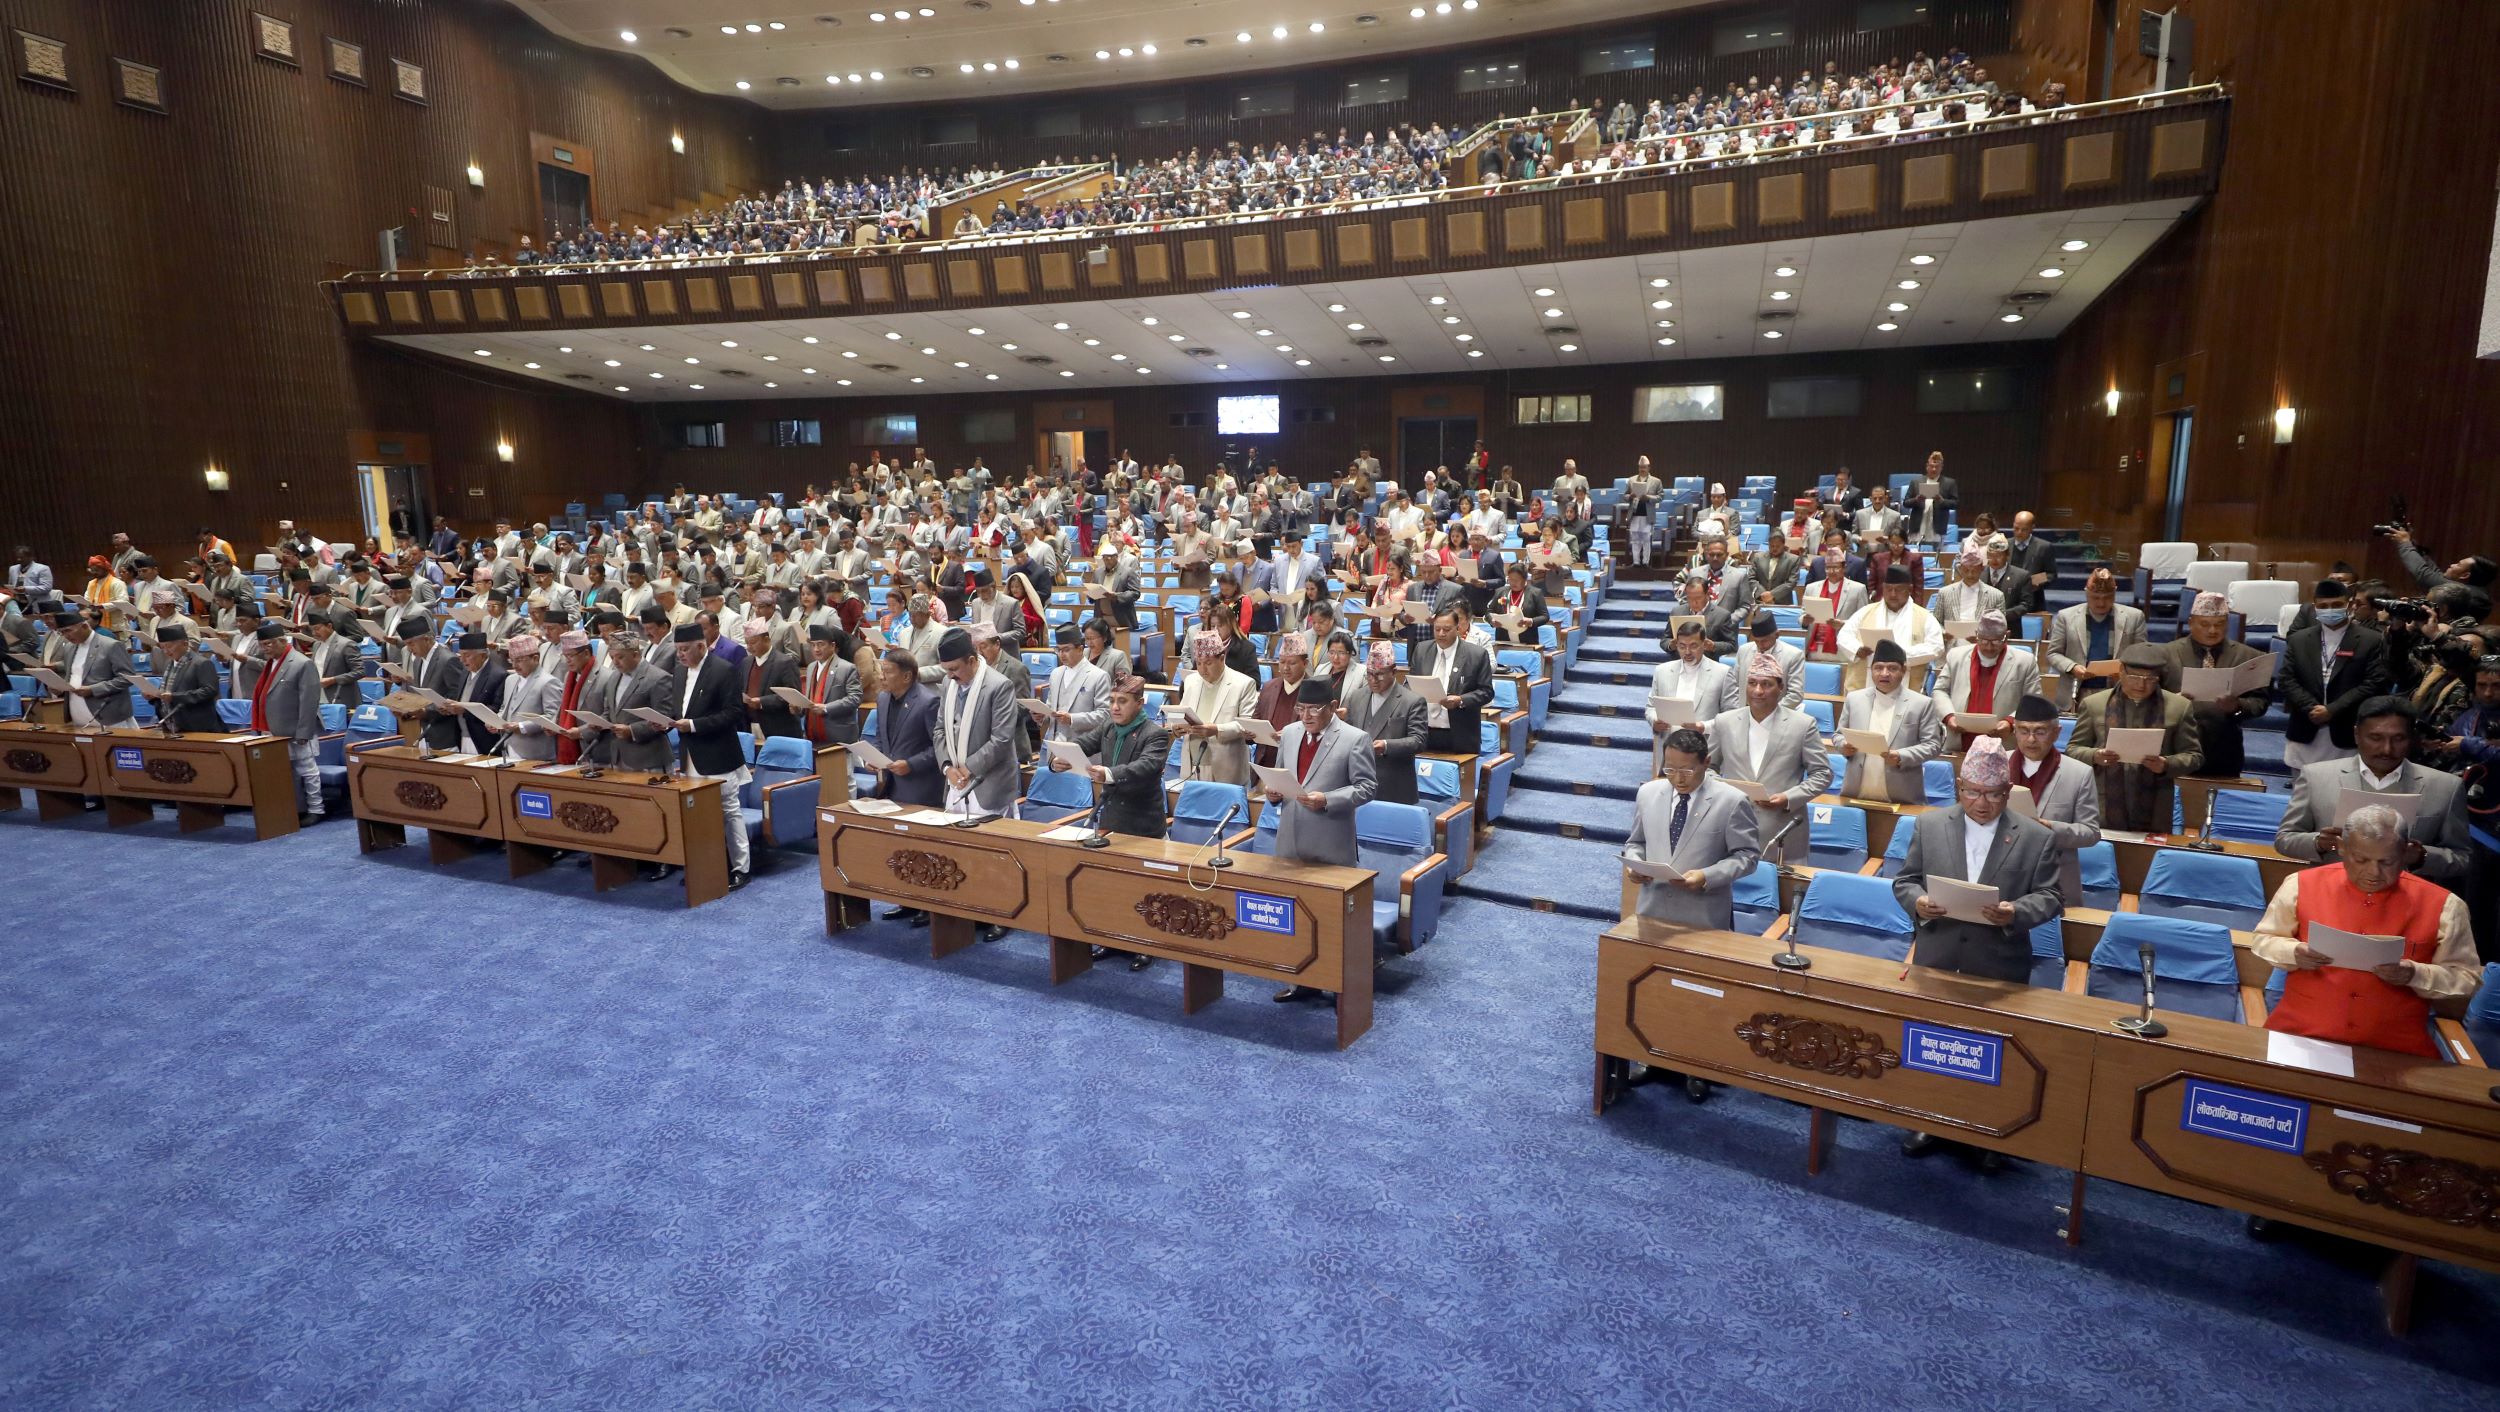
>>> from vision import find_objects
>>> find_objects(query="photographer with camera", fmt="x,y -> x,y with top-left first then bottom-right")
2381,520 -> 2499,595
2418,652 -> 2500,960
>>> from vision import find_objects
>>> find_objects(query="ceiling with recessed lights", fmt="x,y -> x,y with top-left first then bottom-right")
501,0 -> 1706,107
386,198 -> 2198,399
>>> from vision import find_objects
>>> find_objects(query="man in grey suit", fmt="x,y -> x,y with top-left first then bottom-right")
2007,694 -> 2102,905
1268,678 -> 1379,1002
48,612 -> 137,728
246,621 -> 326,824
1705,657 -> 1833,864
1895,738 -> 2065,985
1269,529 -> 1330,636
2043,569 -> 2146,703
1661,573 -> 1736,658
1928,611 -> 2041,750
1720,614 -> 1803,712
933,625 -> 1020,843
1838,639 -> 1948,803
960,568 -> 1026,651
1342,640 -> 1428,806
1032,623 -> 1108,751
970,624 -> 1034,765
1746,530 -> 1804,607
1408,608 -> 1493,754
2274,695 -> 2471,886
590,634 -> 675,774
152,624 -> 225,733
794,625 -> 863,746
493,635 -> 564,763
1649,620 -> 1732,776
1625,727 -> 1762,929
306,617 -> 366,708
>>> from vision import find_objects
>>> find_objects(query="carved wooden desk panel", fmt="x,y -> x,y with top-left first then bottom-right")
2082,1019 -> 2500,1280
1594,922 -> 2097,1170
348,746 -> 507,862
91,730 -> 298,838
0,722 -> 102,819
496,765 -> 728,908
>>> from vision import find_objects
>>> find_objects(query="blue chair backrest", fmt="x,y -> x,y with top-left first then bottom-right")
318,703 -> 347,731
1802,662 -> 1842,695
1793,872 -> 1914,958
1922,758 -> 1957,804
1355,800 -> 1432,854
2030,918 -> 2065,960
2090,913 -> 2241,985
1881,823 -> 1914,865
349,704 -> 392,736
1491,678 -> 1518,710
1800,699 -> 1835,733
1026,766 -> 1093,812
2206,788 -> 2290,844
756,736 -> 814,772
1806,801 -> 1868,853
1416,757 -> 1462,802
2078,841 -> 2120,893
2141,851 -> 2266,909
1496,649 -> 1539,677
1732,859 -> 1779,911
215,699 -> 252,727
1173,779 -> 1247,825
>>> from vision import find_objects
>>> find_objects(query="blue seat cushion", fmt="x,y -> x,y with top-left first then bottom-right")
1371,901 -> 1401,950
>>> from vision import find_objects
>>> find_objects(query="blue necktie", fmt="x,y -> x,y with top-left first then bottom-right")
1669,791 -> 1690,851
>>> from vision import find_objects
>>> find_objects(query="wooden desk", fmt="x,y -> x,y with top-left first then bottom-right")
93,729 -> 300,839
0,721 -> 102,819
817,808 -> 1378,1047
498,764 -> 729,908
349,746 -> 508,862
1592,923 -> 2500,1330
2100,828 -> 2298,895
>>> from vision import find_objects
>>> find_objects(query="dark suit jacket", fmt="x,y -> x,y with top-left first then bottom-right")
161,652 -> 225,733
457,661 -> 510,753
2277,623 -> 2391,748
1902,476 -> 1959,532
746,649 -> 804,737
873,683 -> 943,805
1410,637 -> 1493,753
1070,717 -> 1173,837
1343,681 -> 1428,804
414,648 -> 470,750
676,652 -> 748,775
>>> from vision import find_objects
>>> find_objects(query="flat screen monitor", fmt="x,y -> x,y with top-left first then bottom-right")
1216,394 -> 1280,436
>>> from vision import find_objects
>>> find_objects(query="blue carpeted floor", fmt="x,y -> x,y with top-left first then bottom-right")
5,735 -> 2493,1404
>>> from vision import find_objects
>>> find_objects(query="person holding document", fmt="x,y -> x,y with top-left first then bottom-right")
1264,678 -> 1377,1003
1176,630 -> 1258,785
152,623 -> 225,733
587,634 -> 676,775
1834,565 -> 1942,693
1342,641 -> 1428,806
933,625 -> 1020,843
1705,655 -> 1830,864
1836,640 -> 1946,802
2156,591 -> 2274,778
2249,803 -> 2482,1057
2006,694 -> 2101,905
1894,737 -> 2066,991
795,625 -> 864,746
1408,608 -> 1493,755
2273,695 -> 2470,885
670,622 -> 753,893
1928,610 -> 2038,750
1054,675 -> 1174,972
246,620 -> 326,826
1624,728 -> 1760,931
2065,644 -> 2200,832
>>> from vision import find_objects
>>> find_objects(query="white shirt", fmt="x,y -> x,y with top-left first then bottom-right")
67,635 -> 98,725
2358,761 -> 2402,791
1745,709 -> 1775,776
1660,658 -> 1709,703
1963,810 -> 2001,881
2318,623 -> 2347,661
1867,686 -> 1901,740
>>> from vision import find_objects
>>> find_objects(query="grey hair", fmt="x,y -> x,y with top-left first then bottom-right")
2343,804 -> 2408,850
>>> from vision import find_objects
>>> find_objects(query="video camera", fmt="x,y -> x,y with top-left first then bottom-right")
2372,494 -> 2412,538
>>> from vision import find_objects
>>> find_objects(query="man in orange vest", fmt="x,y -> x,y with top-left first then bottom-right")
2249,803 -> 2482,1057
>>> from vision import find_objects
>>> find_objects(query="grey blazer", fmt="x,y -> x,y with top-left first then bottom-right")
2275,758 -> 2470,886
1801,578 -> 1869,627
935,666 -> 1021,815
1839,688 -> 1947,804
1893,808 -> 2066,983
1039,656 -> 1110,745
1715,641 -> 1805,713
312,636 -> 367,707
593,662 -> 675,772
1704,705 -> 1834,863
2016,758 -> 2103,906
257,652 -> 323,743
1929,644 -> 2044,725
2043,604 -> 2148,679
799,655 -> 864,744
158,651 -> 226,733
1342,681 -> 1429,806
498,670 -> 565,762
1624,777 -> 1762,930
1270,716 -> 1378,867
63,635 -> 138,725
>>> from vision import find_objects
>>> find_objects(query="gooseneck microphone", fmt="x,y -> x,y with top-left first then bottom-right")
2111,940 -> 2169,1038
1758,812 -> 1812,972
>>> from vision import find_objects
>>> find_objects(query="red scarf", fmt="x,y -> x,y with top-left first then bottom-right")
805,659 -> 831,743
1805,578 -> 1846,654
555,666 -> 590,764
249,644 -> 288,732
1960,650 -> 2003,747
2008,747 -> 2058,805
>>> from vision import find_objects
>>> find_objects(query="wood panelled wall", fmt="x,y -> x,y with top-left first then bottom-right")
634,344 -> 2049,514
0,0 -> 769,570
776,0 -> 2017,181
2016,0 -> 2500,574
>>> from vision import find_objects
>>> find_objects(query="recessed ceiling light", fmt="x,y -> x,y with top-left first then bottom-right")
1166,333 -> 1184,342
689,383 -> 705,390
953,361 -> 970,368
1346,322 -> 1366,331
649,372 -> 663,378
683,357 -> 699,364
985,373 -> 1000,380
763,381 -> 776,388
802,335 -> 820,344
472,348 -> 491,356
1896,280 -> 1921,290
1255,328 -> 1274,337
1770,290 -> 1793,301
1116,47 -> 1132,57
920,346 -> 936,355
837,378 -> 853,385
1110,353 -> 1126,360
604,359 -> 621,367
961,63 -> 975,72
558,346 -> 572,353
620,30 -> 637,43
1082,337 -> 1100,346
1237,31 -> 1252,42
1141,43 -> 1156,54
1465,348 -> 1483,358
1377,354 -> 1395,362
1060,370 -> 1076,377
1875,321 -> 1899,332
2038,267 -> 2066,278
639,343 -> 656,351
1294,358 -> 1311,366
1762,330 -> 1784,339
2061,239 -> 2090,252
1308,20 -> 1324,32
1326,303 -> 1347,313
523,361 -> 540,369
735,80 -> 751,90
802,367 -> 817,374
1136,367 -> 1152,374
1773,265 -> 1798,277
1656,337 -> 1676,347
982,62 -> 996,72
1910,254 -> 1936,266
1886,302 -> 1910,313
1140,316 -> 1160,326
1428,295 -> 1447,305
910,376 -> 925,383
884,331 -> 902,340
768,20 -> 784,29
744,23 -> 761,32
1441,316 -> 1460,325
1004,58 -> 1019,69
842,350 -> 859,358
723,25 -> 740,34
1215,362 -> 1229,370
1654,320 -> 1674,329
1052,321 -> 1070,330
966,327 -> 985,336
1000,343 -> 1018,351
1271,25 -> 1288,39
720,339 -> 737,347
869,71 -> 883,80
1454,333 -> 1473,342
1557,343 -> 1578,352
1230,310 -> 1252,319
1999,312 -> 2026,323
1094,49 -> 1110,58
614,385 -> 628,392
762,355 -> 778,362
1541,308 -> 1564,319
1533,287 -> 1556,297
1648,278 -> 1670,289
1410,4 -> 1424,14
1275,345 -> 1293,353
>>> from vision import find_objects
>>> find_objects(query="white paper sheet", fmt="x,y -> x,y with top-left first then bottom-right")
843,798 -> 903,816
1619,852 -> 1687,881
2266,1031 -> 2357,1077
1251,762 -> 1302,798
2305,922 -> 2407,971
1928,876 -> 2001,925
1648,695 -> 1699,727
1235,716 -> 1279,747
1044,739 -> 1093,772
1842,728 -> 1892,756
1037,824 -> 1099,842
2333,790 -> 2420,831
847,739 -> 895,770
2103,727 -> 2167,760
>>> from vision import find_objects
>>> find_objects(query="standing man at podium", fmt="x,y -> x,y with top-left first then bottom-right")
248,620 -> 325,826
154,623 -> 223,734
50,611 -> 136,729
1624,727 -> 1760,930
1268,677 -> 1378,1003
934,625 -> 1020,824
669,621 -> 752,892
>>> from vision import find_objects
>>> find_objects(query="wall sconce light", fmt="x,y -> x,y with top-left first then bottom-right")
465,163 -> 485,188
2103,388 -> 2120,418
670,133 -> 686,154
2272,406 -> 2296,444
495,440 -> 515,463
203,465 -> 230,492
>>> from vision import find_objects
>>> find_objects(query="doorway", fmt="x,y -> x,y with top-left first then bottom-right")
1040,428 -> 1106,481
356,464 -> 429,553
2146,410 -> 2194,543
539,163 -> 590,236
1396,416 -> 1478,491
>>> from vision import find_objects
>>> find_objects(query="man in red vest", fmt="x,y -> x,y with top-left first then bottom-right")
2250,802 -> 2482,1057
